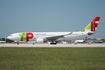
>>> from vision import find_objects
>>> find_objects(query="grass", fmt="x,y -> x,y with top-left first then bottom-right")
0,47 -> 105,70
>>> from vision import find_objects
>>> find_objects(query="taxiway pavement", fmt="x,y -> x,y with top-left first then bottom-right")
0,43 -> 105,47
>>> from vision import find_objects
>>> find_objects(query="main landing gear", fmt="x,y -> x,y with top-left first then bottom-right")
17,41 -> 19,45
50,41 -> 57,45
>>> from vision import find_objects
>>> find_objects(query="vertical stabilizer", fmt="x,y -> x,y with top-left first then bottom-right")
81,16 -> 100,32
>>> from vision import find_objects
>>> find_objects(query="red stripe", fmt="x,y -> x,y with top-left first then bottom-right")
26,32 -> 34,41
91,16 -> 100,32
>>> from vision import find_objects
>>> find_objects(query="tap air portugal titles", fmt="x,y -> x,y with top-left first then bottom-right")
7,16 -> 100,44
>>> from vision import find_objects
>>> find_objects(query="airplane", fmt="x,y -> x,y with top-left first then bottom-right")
0,41 -> 6,43
74,37 -> 88,44
7,16 -> 100,45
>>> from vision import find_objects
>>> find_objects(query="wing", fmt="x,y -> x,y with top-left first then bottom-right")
45,32 -> 73,42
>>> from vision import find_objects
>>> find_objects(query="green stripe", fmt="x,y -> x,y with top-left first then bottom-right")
19,32 -> 26,41
81,22 -> 91,32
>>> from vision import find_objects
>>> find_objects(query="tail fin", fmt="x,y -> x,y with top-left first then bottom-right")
81,16 -> 100,32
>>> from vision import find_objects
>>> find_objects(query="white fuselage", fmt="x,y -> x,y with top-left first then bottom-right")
7,31 -> 90,42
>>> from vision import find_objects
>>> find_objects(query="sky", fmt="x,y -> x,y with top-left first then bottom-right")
0,0 -> 105,38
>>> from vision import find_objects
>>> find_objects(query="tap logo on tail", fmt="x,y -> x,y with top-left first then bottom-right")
19,32 -> 34,41
91,16 -> 100,32
81,16 -> 100,32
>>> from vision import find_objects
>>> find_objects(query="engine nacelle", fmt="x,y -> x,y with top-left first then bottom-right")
36,38 -> 44,43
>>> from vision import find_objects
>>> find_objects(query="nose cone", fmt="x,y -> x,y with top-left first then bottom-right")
7,34 -> 20,41
7,36 -> 12,40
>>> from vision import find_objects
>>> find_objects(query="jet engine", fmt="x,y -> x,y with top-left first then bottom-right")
36,38 -> 44,43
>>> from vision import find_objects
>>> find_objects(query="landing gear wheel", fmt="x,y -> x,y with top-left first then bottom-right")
75,42 -> 77,45
17,42 -> 19,45
50,41 -> 57,45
